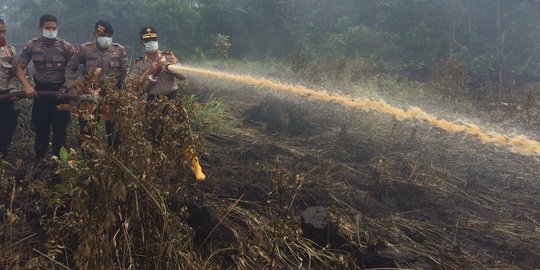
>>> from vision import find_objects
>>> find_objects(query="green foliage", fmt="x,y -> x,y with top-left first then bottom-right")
320,25 -> 399,61
59,146 -> 68,163
183,94 -> 231,133
6,0 -> 540,76
429,57 -> 471,104
374,75 -> 427,100
191,46 -> 207,62
212,33 -> 231,60
398,23 -> 443,67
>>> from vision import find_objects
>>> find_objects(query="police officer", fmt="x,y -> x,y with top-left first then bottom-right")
130,26 -> 186,99
65,20 -> 129,148
130,26 -> 205,181
131,26 -> 186,145
0,18 -> 19,158
15,14 -> 75,170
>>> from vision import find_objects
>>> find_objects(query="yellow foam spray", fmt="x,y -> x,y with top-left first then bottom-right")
168,65 -> 540,156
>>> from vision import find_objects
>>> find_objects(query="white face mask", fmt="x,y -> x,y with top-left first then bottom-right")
42,30 -> 58,39
144,41 -> 159,53
97,37 -> 113,48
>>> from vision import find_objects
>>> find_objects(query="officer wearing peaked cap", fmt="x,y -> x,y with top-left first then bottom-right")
65,19 -> 129,148
130,26 -> 186,98
130,26 -> 205,181
65,20 -> 128,91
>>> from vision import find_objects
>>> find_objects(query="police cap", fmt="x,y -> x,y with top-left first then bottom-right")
95,20 -> 114,35
140,26 -> 158,40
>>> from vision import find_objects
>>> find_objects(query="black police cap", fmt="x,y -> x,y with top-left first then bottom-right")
140,26 -> 158,40
95,20 -> 114,35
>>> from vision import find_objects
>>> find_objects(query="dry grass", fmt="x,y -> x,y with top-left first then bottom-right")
2,66 -> 540,270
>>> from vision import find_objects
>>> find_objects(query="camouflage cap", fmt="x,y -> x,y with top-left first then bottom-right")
95,20 -> 114,35
140,26 -> 158,40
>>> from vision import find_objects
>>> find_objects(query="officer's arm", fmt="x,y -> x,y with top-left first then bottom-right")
65,48 -> 84,90
15,43 -> 36,97
7,48 -> 18,91
167,55 -> 186,81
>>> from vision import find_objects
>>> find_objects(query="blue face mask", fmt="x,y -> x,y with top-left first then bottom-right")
42,30 -> 58,39
97,37 -> 112,48
144,41 -> 159,53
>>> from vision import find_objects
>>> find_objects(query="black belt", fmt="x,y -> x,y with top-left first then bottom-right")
148,91 -> 177,101
34,77 -> 64,91
0,89 -> 10,103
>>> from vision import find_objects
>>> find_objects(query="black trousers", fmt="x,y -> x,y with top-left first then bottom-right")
32,81 -> 70,160
0,99 -> 19,155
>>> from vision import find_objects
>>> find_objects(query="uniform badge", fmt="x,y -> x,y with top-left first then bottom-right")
34,47 -> 41,53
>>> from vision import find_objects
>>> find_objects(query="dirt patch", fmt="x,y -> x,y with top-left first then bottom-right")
244,95 -> 314,135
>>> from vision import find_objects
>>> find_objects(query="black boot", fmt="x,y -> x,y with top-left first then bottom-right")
31,157 -> 48,179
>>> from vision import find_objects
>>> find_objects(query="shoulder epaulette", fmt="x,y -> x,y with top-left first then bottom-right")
81,42 -> 93,47
26,38 -> 40,47
161,51 -> 173,56
5,45 -> 16,56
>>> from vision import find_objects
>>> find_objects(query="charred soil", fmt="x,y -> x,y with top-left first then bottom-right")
1,80 -> 540,269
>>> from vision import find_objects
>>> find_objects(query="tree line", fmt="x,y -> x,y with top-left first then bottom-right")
3,0 -> 540,78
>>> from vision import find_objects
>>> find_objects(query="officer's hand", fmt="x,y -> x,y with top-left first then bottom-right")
57,87 -> 67,100
8,89 -> 18,101
150,62 -> 163,76
24,85 -> 37,99
67,87 -> 80,98
66,87 -> 80,106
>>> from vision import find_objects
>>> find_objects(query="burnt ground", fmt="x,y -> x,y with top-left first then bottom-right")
194,80 -> 540,269
1,79 -> 540,269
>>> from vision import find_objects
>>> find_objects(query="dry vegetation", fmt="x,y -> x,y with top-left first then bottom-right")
1,60 -> 540,269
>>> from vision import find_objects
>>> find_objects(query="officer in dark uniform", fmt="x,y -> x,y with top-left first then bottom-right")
15,14 -> 75,169
65,20 -> 129,148
0,18 -> 19,158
